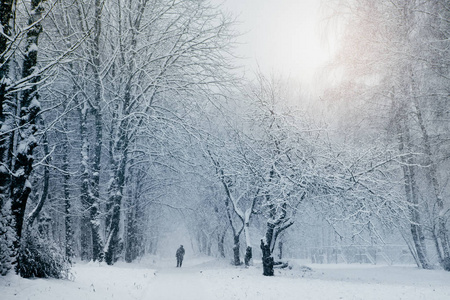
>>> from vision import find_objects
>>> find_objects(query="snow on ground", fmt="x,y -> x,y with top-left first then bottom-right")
1,255 -> 450,300
0,260 -> 157,300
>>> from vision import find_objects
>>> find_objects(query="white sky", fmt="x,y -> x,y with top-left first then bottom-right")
215,0 -> 330,84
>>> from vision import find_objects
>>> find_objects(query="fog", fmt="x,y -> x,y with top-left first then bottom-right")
1,1 -> 449,297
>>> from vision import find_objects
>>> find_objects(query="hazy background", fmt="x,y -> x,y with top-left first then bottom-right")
215,0 -> 330,86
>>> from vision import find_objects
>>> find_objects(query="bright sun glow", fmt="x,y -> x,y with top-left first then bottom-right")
265,10 -> 329,82
218,0 -> 331,84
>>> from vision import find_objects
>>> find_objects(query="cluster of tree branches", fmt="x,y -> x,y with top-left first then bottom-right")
0,0 -> 448,279
320,0 -> 450,270
0,0 -> 236,276
186,0 -> 449,275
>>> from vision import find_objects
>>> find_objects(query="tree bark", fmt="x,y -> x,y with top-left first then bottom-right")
105,118 -> 129,264
412,96 -> 450,267
218,228 -> 226,258
232,235 -> 241,266
397,119 -> 431,269
0,0 -> 15,268
88,0 -> 104,263
125,205 -> 136,263
261,200 -> 294,276
62,123 -> 74,260
78,100 -> 92,261
104,0 -> 148,265
0,0 -> 15,208
278,240 -> 283,260
244,246 -> 252,266
26,132 -> 50,228
11,0 -> 44,250
261,238 -> 274,276
125,167 -> 138,263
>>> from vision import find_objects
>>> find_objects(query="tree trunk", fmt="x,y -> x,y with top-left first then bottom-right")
89,0 -> 104,263
26,131 -> 50,228
125,172 -> 137,263
89,180 -> 103,262
80,217 -> 92,261
78,102 -> 92,261
408,164 -> 431,269
260,200 -> 294,276
261,238 -> 274,276
232,235 -> 241,266
218,229 -> 226,258
125,207 -> 136,263
0,12 -> 15,270
222,181 -> 242,266
11,0 -> 44,262
278,240 -> 283,260
397,120 -> 431,269
413,97 -> 450,267
104,0 -> 149,265
244,246 -> 252,266
0,1 -> 15,219
0,25 -> 14,273
104,190 -> 124,265
62,125 -> 74,260
261,219 -> 276,276
105,126 -> 129,265
244,220 -> 252,266
0,0 -> 15,184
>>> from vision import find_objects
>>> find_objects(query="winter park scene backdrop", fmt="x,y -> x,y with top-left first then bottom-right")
1,0 -> 450,299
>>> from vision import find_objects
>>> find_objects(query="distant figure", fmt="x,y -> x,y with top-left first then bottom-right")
176,245 -> 185,267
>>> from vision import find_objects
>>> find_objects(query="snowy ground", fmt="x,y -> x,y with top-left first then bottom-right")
1,255 -> 450,300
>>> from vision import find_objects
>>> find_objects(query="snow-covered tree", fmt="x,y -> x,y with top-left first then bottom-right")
1,0 -> 47,276
102,0 -> 235,264
321,0 -> 450,269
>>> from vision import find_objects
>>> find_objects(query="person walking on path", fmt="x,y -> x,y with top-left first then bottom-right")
176,245 -> 185,267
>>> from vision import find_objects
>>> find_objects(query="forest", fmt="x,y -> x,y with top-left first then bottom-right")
0,0 -> 449,279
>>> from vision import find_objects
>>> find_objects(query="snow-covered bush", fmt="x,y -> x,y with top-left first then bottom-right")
0,211 -> 16,276
17,232 -> 71,278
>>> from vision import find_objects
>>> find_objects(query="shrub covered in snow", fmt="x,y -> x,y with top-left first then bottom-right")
17,231 -> 71,278
0,211 -> 16,276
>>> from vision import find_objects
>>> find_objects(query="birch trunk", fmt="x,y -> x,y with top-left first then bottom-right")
89,0 -> 104,262
78,102 -> 92,261
244,217 -> 252,266
397,120 -> 431,269
412,96 -> 450,266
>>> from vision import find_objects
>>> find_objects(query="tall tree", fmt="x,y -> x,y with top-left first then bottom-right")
103,0 -> 235,264
9,0 -> 46,273
0,0 -> 17,276
322,0 -> 450,269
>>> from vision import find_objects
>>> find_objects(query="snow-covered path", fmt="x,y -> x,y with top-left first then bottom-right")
141,260 -> 215,300
144,258 -> 450,300
2,256 -> 450,300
